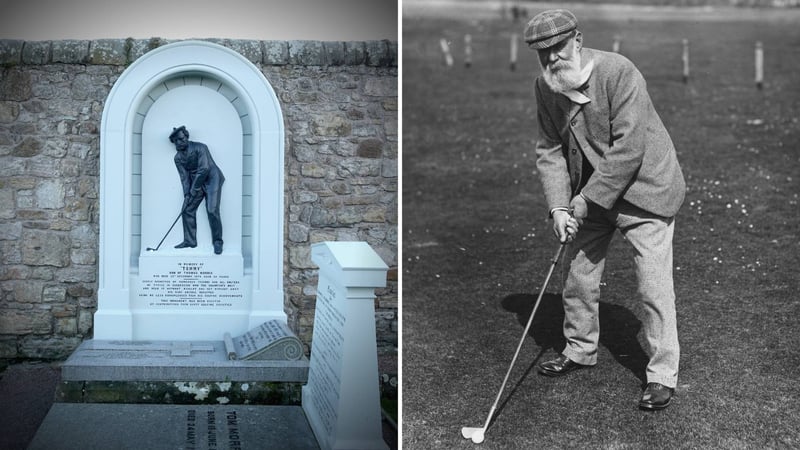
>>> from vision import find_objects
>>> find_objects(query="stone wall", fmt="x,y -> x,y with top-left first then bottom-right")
0,38 -> 398,360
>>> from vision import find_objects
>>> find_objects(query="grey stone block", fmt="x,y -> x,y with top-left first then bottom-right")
0,101 -> 19,122
289,40 -> 325,66
324,41 -> 346,66
89,39 -> 127,65
52,40 -> 89,64
225,39 -> 262,65
263,40 -> 288,65
128,37 -> 162,63
387,40 -> 398,67
29,404 -> 320,450
21,229 -> 70,267
366,40 -> 394,67
0,39 -> 23,65
0,68 -> 32,101
0,222 -> 21,240
345,41 -> 366,65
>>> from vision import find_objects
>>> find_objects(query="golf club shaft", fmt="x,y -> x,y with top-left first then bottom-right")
480,242 -> 566,430
150,210 -> 183,251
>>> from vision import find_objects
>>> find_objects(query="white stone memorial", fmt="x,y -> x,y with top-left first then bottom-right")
94,41 -> 286,340
302,242 -> 389,450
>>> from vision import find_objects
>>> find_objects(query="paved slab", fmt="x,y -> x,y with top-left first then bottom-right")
62,339 -> 309,382
0,362 -> 60,450
29,403 -> 320,450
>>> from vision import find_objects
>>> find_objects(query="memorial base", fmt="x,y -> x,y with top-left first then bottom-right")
62,339 -> 309,382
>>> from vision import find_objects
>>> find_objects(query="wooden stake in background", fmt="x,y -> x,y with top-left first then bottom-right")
509,33 -> 518,71
613,35 -> 620,53
755,41 -> 764,90
465,34 -> 473,68
440,38 -> 454,67
682,39 -> 690,84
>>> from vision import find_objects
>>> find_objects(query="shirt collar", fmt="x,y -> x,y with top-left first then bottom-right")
561,58 -> 594,105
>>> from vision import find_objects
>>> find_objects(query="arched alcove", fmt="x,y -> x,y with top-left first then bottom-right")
94,41 -> 285,340
137,77 -> 243,261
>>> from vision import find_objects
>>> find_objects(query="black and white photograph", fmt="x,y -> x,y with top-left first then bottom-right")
402,0 -> 799,448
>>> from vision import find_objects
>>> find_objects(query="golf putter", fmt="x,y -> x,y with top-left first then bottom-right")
461,242 -> 566,444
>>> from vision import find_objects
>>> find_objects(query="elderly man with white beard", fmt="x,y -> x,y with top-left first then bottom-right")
525,10 -> 686,410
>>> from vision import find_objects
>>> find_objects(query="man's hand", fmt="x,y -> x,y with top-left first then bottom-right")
569,194 -> 589,224
552,210 -> 579,243
182,194 -> 198,211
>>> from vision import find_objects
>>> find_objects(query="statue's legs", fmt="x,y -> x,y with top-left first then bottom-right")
178,195 -> 204,247
205,179 -> 224,254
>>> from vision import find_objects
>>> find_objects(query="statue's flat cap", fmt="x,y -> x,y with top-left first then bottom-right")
524,9 -> 578,50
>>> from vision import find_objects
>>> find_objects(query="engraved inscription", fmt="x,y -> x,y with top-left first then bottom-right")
184,408 -> 243,450
235,320 -> 289,354
306,275 -> 346,435
230,320 -> 303,360
138,261 -> 243,308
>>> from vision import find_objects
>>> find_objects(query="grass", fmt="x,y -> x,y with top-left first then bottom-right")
402,8 -> 800,449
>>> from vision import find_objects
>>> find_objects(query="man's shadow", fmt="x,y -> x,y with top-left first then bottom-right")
490,292 -> 648,423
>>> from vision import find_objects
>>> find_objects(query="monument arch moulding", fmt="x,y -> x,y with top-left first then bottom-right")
94,41 -> 285,340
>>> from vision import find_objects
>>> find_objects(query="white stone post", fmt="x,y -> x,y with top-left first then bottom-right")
509,33 -> 518,71
439,38 -> 453,67
464,34 -> 472,68
682,39 -> 690,84
303,242 -> 389,450
755,41 -> 764,90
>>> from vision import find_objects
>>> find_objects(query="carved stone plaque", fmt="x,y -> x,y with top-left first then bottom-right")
225,320 -> 303,361
135,256 -> 244,310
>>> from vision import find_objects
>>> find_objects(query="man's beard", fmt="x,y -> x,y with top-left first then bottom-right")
540,48 -> 582,93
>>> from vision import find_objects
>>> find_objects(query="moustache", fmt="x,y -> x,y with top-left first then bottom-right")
548,60 -> 571,71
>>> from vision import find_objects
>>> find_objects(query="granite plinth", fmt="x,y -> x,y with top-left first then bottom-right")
28,403 -> 320,450
62,339 -> 309,382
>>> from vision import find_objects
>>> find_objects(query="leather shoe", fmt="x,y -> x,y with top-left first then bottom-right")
537,354 -> 588,377
639,382 -> 674,411
213,242 -> 223,255
174,241 -> 196,249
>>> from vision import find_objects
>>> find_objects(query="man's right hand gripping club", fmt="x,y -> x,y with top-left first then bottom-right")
553,208 -> 581,243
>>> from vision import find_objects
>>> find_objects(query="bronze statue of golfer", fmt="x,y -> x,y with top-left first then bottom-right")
169,126 -> 225,255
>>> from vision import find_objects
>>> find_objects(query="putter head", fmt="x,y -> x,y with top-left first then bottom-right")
461,427 -> 485,444
146,248 -> 155,252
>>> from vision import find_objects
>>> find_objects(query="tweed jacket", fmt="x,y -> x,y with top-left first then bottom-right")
534,48 -> 685,218
174,141 -> 225,199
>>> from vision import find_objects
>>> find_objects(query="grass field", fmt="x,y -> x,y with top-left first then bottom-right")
402,6 -> 800,449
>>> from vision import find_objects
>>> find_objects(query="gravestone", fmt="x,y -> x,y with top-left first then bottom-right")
29,404 -> 320,450
94,40 -> 286,340
302,242 -> 389,450
60,38 -> 307,390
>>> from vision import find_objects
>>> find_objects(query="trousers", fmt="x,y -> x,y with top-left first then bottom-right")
181,179 -> 224,247
560,200 -> 680,388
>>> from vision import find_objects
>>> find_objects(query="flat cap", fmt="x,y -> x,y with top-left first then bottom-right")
524,9 -> 578,50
